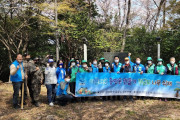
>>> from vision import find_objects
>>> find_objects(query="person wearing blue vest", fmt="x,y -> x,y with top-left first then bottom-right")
111,56 -> 122,100
133,58 -> 145,74
58,74 -> 75,106
91,59 -> 99,73
89,58 -> 99,73
128,54 -> 145,100
111,56 -> 122,73
103,60 -> 111,73
10,54 -> 25,109
56,62 -> 66,97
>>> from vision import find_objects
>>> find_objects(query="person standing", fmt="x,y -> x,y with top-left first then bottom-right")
145,57 -> 156,74
103,60 -> 111,73
91,59 -> 99,73
68,59 -> 79,102
155,58 -> 167,75
121,57 -> 134,73
22,53 -> 32,104
111,56 -> 122,73
45,59 -> 58,106
121,56 -> 134,101
69,60 -> 78,93
10,54 -> 25,109
28,57 -> 44,107
111,56 -> 122,100
154,58 -> 167,101
133,58 -> 145,74
56,62 -> 66,97
167,57 -> 177,75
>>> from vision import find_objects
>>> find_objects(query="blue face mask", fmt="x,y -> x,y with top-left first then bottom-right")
59,63 -> 63,67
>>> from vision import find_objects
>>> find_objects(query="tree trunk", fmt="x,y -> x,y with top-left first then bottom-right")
87,0 -> 92,21
153,0 -> 165,31
163,0 -> 166,27
120,0 -> 127,31
117,0 -> 121,29
121,0 -> 131,52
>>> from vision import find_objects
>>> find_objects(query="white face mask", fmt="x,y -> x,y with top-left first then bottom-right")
158,62 -> 162,65
83,64 -> 87,68
105,63 -> 109,67
136,61 -> 141,64
65,78 -> 70,82
170,61 -> 175,65
125,61 -> 129,64
148,61 -> 152,64
93,61 -> 97,65
71,62 -> 75,66
115,60 -> 119,63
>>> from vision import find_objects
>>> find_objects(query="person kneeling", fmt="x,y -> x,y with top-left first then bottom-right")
58,74 -> 75,106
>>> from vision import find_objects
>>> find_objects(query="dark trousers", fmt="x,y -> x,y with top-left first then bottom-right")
69,82 -> 76,94
46,84 -> 56,103
21,79 -> 28,101
24,79 -> 28,100
12,82 -> 22,106
58,94 -> 73,105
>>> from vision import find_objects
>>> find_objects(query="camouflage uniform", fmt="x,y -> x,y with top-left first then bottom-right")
23,60 -> 34,100
28,62 -> 43,103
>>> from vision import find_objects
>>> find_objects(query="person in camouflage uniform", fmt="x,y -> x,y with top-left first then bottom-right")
28,57 -> 44,107
23,53 -> 33,104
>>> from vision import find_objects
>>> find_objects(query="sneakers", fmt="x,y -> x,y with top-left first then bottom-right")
49,102 -> 54,106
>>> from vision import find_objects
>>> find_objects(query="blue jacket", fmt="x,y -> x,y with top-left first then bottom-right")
92,65 -> 99,73
10,60 -> 24,82
59,80 -> 69,96
128,56 -> 145,73
56,67 -> 66,84
133,64 -> 145,73
112,62 -> 122,72
56,67 -> 65,96
103,67 -> 111,72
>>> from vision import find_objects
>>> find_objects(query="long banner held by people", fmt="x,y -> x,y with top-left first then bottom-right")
75,73 -> 180,98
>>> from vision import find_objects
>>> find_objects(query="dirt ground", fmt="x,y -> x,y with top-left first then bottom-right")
1,82 -> 180,120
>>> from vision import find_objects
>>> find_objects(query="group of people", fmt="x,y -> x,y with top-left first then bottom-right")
9,53 -> 180,109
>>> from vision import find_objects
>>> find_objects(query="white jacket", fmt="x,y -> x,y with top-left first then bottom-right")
45,66 -> 57,85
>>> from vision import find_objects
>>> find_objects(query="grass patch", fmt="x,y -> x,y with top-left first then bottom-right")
159,118 -> 172,120
126,110 -> 137,116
